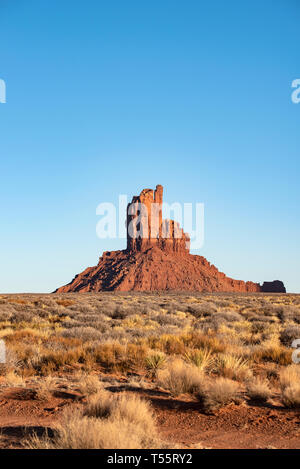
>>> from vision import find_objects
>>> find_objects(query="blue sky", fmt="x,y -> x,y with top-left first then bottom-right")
0,0 -> 299,293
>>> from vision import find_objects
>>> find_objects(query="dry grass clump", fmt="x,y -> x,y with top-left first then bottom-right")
34,376 -> 56,400
85,391 -> 155,433
187,302 -> 217,318
84,390 -> 115,419
213,354 -> 252,382
0,348 -> 21,376
27,394 -> 164,449
114,393 -> 155,433
27,412 -> 159,449
76,373 -> 103,396
200,377 -> 241,412
252,343 -> 292,366
55,299 -> 75,307
4,370 -> 25,387
279,365 -> 300,408
184,348 -> 213,372
246,377 -> 272,403
281,385 -> 300,408
279,365 -> 300,390
157,358 -> 205,396
280,325 -> 300,346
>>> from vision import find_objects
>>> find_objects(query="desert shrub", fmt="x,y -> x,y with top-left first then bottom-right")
93,343 -> 148,372
60,326 -> 102,342
188,333 -> 226,354
213,354 -> 252,381
55,299 -> 75,307
27,408 -> 163,449
68,304 -> 96,315
4,370 -> 25,387
277,306 -> 300,322
6,297 -> 28,305
280,325 -> 300,346
165,302 -> 186,314
263,363 -> 279,380
24,342 -> 90,374
279,365 -> 300,390
262,305 -> 285,319
187,302 -> 217,318
214,299 -> 232,308
100,329 -> 128,342
197,317 -> 225,333
246,377 -> 272,403
145,352 -> 166,377
84,390 -> 114,418
0,304 -> 15,321
33,298 -> 57,309
240,332 -> 262,346
292,310 -> 300,324
76,374 -> 103,396
60,319 -> 87,329
10,310 -> 36,323
95,303 -> 117,317
154,325 -> 182,336
148,334 -> 186,355
201,377 -> 240,412
34,376 -> 56,400
281,385 -> 300,408
252,344 -> 292,366
110,393 -> 155,433
157,359 -> 205,396
212,310 -> 243,323
0,347 -> 22,375
184,349 -> 213,372
111,306 -> 132,320
155,314 -> 183,327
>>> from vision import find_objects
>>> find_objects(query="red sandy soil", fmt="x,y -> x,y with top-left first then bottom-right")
0,384 -> 299,449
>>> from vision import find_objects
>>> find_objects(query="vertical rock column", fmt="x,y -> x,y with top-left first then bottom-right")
154,184 -> 163,241
127,184 -> 190,254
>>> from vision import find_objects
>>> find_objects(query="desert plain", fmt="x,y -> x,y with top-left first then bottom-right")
0,292 -> 299,449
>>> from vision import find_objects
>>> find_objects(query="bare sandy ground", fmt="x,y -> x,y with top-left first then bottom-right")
0,378 -> 299,449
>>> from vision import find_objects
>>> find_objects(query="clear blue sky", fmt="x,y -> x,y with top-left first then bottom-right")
0,0 -> 299,293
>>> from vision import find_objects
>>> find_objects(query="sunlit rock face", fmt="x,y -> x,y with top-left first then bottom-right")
55,185 -> 285,294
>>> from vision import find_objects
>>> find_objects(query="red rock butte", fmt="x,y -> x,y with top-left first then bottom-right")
55,185 -> 286,293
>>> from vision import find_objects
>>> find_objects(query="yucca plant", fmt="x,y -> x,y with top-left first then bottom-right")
145,352 -> 166,378
213,354 -> 252,382
184,349 -> 213,372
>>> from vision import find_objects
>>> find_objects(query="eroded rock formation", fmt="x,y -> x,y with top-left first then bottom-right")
126,185 -> 190,254
261,281 -> 286,293
55,185 -> 286,293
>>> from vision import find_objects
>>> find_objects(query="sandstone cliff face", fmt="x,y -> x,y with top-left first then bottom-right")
126,185 -> 190,254
55,185 -> 285,293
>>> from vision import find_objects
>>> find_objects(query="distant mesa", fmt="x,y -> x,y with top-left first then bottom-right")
55,185 -> 286,293
261,281 -> 286,293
